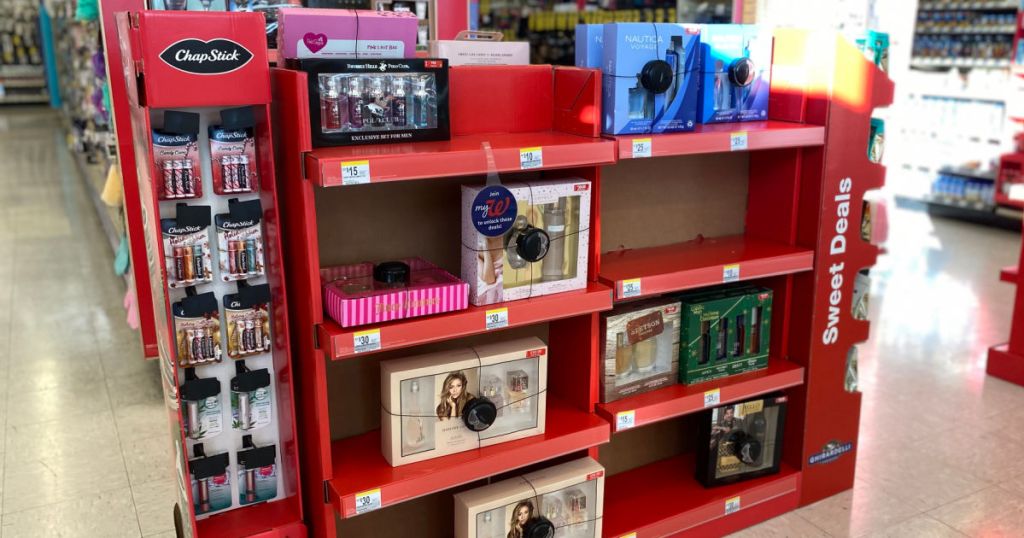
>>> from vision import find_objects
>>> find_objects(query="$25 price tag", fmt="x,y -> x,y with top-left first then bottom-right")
729,131 -> 748,152
340,160 -> 371,185
632,138 -> 652,158
352,329 -> 381,354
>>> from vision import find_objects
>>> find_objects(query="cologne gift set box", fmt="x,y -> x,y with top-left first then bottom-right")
696,24 -> 773,123
454,458 -> 605,538
461,179 -> 592,307
380,336 -> 548,466
697,394 -> 787,487
600,297 -> 681,403
679,286 -> 772,385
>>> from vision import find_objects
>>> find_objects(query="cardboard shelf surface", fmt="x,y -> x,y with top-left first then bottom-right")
611,120 -> 825,159
596,358 -> 805,432
319,281 -> 613,360
327,398 -> 610,518
603,454 -> 800,537
599,235 -> 814,301
306,131 -> 616,186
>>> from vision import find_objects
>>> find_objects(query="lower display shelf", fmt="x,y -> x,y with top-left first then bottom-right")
194,495 -> 304,538
988,343 -> 1024,386
1001,266 -> 1018,284
327,398 -> 610,518
602,454 -> 800,537
595,359 -> 805,433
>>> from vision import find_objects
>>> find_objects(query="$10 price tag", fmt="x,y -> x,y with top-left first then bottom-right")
352,329 -> 381,354
520,147 -> 543,169
485,307 -> 509,330
354,488 -> 382,515
340,160 -> 371,185
616,410 -> 636,431
704,388 -> 721,408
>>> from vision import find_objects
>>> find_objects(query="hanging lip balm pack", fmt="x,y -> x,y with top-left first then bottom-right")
173,291 -> 223,367
181,372 -> 223,441
231,361 -> 273,431
380,336 -> 548,467
189,445 -> 231,516
697,24 -> 772,124
215,198 -> 265,282
237,435 -> 278,506
600,23 -> 701,135
209,106 -> 260,195
223,284 -> 272,358
162,204 -> 212,288
153,110 -> 202,200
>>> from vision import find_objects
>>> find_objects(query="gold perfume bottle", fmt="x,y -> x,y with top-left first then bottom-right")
615,332 -> 634,375
632,335 -> 657,372
507,370 -> 530,414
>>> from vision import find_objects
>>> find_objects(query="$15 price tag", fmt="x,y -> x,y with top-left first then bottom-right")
352,329 -> 381,354
485,307 -> 509,330
616,410 -> 636,431
340,160 -> 370,185
354,488 -> 382,515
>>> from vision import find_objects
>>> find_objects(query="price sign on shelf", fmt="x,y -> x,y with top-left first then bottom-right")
354,488 -> 382,515
352,329 -> 381,354
619,534 -> 637,538
520,147 -> 543,169
340,160 -> 371,185
704,388 -> 721,408
632,138 -> 652,158
485,307 -> 509,330
616,410 -> 636,431
725,496 -> 741,515
729,131 -> 748,152
723,264 -> 740,283
621,279 -> 642,299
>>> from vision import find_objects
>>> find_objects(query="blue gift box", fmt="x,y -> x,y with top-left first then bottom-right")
599,23 -> 701,135
697,24 -> 772,123
575,24 -> 604,69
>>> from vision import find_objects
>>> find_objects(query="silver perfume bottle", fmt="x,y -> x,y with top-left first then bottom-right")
541,199 -> 567,282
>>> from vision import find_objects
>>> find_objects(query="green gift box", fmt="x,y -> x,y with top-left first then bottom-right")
679,286 -> 771,385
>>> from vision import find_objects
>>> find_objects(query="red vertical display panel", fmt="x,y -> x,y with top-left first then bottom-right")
116,11 -> 304,538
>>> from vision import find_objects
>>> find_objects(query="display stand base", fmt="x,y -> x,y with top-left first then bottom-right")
987,344 -> 1024,386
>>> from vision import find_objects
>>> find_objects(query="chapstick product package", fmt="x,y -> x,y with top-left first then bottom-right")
189,445 -> 231,516
162,204 -> 213,288
209,106 -> 260,195
173,292 -> 223,367
153,111 -> 202,200
231,362 -> 273,431
223,284 -> 271,359
237,436 -> 278,505
181,372 -> 223,441
216,198 -> 265,282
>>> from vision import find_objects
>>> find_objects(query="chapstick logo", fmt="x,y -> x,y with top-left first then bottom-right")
159,38 -> 253,75
221,220 -> 257,229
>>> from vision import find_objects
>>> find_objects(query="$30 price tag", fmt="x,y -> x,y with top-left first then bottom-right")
485,307 -> 509,330
704,388 -> 721,408
352,329 -> 381,354
354,488 -> 382,515
340,160 -> 371,185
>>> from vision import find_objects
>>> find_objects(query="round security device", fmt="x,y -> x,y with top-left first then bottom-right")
462,397 -> 497,432
728,58 -> 757,87
522,516 -> 556,538
728,430 -> 762,465
640,59 -> 674,94
373,261 -> 410,287
505,216 -> 550,269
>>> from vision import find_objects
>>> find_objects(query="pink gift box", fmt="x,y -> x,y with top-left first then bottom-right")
277,8 -> 418,60
321,258 -> 469,328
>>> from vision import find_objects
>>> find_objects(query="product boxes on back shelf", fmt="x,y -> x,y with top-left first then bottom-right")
575,24 -> 604,68
679,286 -> 771,385
428,32 -> 530,66
301,58 -> 450,147
461,179 -> 591,307
454,457 -> 605,538
600,297 -> 681,403
600,23 -> 701,135
277,8 -> 417,60
697,24 -> 772,123
380,336 -> 548,467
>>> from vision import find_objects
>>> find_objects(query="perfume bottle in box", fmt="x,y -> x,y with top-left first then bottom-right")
697,24 -> 772,124
321,257 -> 468,328
600,297 -> 681,403
461,179 -> 591,307
697,394 -> 787,487
380,336 -> 547,467
300,58 -> 450,147
679,286 -> 771,385
454,457 -> 605,538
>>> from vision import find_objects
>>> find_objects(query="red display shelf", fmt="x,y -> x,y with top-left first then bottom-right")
319,281 -> 613,360
603,454 -> 800,537
305,131 -> 616,186
1001,265 -> 1019,283
327,398 -> 610,518
988,344 -> 1024,385
599,235 -> 814,301
610,120 -> 825,160
595,359 -> 805,433
195,496 -> 305,538
996,192 -> 1024,208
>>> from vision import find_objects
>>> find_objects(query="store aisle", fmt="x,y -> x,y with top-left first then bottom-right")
735,204 -> 1024,536
0,107 -> 176,538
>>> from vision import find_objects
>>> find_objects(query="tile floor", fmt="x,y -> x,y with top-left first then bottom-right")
2,107 -> 1023,537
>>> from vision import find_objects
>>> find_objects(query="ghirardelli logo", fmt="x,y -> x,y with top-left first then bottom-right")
159,38 -> 253,75
167,225 -> 203,234
222,219 -> 257,229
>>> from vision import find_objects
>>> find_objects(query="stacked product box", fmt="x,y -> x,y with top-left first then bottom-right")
679,286 -> 772,385
697,24 -> 772,123
599,297 -> 681,403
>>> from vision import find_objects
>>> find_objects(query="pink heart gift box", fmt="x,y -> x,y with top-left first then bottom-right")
277,8 -> 418,60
